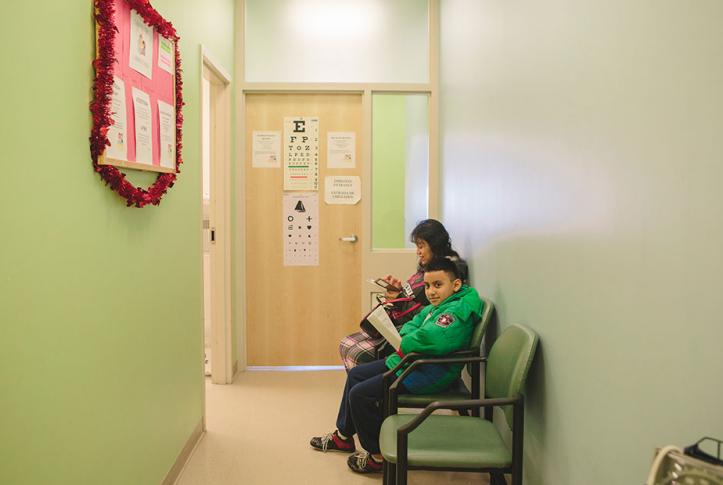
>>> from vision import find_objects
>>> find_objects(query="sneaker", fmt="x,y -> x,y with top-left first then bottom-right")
347,451 -> 383,473
310,430 -> 356,453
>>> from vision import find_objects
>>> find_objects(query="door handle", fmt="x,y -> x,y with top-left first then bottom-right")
339,234 -> 358,243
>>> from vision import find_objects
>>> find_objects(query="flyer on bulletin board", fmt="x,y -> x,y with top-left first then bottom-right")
106,76 -> 128,161
158,100 -> 176,169
129,9 -> 154,79
158,37 -> 175,74
132,87 -> 153,165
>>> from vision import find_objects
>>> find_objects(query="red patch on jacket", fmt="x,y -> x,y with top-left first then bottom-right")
435,313 -> 455,327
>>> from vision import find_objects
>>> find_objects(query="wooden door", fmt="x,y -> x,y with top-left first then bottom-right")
245,93 -> 362,365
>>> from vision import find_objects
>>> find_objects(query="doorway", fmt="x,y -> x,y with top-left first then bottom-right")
201,51 -> 233,384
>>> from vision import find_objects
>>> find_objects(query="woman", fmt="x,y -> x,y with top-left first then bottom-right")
339,219 -> 467,370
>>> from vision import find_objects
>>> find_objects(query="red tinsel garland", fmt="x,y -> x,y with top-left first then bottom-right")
90,0 -> 184,207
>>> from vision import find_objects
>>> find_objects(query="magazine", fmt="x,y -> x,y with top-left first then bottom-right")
366,305 -> 402,350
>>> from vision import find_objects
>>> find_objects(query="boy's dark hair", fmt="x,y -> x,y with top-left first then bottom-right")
410,219 -> 460,260
423,257 -> 462,281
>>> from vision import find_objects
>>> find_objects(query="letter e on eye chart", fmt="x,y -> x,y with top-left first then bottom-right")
283,193 -> 319,267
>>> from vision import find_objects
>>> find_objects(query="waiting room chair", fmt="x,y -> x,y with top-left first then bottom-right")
383,297 -> 495,418
379,323 -> 539,485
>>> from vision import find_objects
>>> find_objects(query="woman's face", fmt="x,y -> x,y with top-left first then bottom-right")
415,239 -> 433,266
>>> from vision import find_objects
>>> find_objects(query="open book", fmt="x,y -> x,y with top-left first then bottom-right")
366,305 -> 402,350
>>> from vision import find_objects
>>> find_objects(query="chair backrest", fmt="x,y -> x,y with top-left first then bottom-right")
485,324 -> 539,427
468,296 -> 494,352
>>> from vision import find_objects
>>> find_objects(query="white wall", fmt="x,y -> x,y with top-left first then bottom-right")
440,0 -> 723,483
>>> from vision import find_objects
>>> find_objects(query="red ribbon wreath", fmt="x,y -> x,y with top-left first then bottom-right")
90,0 -> 184,207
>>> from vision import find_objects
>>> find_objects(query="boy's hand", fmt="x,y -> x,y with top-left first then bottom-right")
383,275 -> 403,299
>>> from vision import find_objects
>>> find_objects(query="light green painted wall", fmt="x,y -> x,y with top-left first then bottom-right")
440,0 -> 723,483
372,95 -> 407,248
0,1 -> 234,484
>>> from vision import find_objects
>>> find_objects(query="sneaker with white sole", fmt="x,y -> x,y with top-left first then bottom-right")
347,450 -> 383,473
309,430 -> 356,453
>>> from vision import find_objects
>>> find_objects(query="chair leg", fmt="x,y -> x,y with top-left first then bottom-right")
388,463 -> 397,485
395,462 -> 407,485
490,472 -> 506,485
457,408 -> 469,416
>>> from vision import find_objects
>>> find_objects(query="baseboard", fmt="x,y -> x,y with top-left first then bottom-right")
161,417 -> 205,485
246,365 -> 344,371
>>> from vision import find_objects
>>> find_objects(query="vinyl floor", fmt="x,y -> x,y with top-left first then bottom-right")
176,369 -> 493,485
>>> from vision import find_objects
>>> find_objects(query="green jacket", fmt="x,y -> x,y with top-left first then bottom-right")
385,285 -> 483,394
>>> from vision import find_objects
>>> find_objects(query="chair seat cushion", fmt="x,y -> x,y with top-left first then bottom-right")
397,379 -> 470,407
380,414 -> 512,469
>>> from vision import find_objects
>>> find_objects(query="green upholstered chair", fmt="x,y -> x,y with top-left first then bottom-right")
383,297 -> 494,418
379,323 -> 539,485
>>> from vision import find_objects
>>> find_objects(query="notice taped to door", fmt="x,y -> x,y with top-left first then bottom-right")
283,193 -> 319,266
324,176 -> 360,205
284,117 -> 319,191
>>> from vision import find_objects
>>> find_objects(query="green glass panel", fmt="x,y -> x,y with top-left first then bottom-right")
372,94 -> 429,249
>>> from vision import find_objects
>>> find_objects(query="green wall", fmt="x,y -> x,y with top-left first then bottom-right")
372,95 -> 407,248
440,0 -> 723,483
0,1 -> 234,484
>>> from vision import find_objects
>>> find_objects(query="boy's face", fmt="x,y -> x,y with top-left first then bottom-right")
424,270 -> 462,306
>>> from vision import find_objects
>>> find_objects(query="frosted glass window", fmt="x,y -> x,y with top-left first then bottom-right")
245,0 -> 429,83
372,94 -> 429,249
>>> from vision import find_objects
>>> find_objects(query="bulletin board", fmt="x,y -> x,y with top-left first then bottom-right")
90,0 -> 183,207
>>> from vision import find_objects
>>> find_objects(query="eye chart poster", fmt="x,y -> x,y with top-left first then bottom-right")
284,117 -> 319,191
283,193 -> 319,267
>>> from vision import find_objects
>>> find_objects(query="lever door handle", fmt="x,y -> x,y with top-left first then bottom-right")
339,234 -> 358,243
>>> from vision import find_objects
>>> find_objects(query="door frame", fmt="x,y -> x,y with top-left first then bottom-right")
234,0 -> 440,369
200,46 -> 233,384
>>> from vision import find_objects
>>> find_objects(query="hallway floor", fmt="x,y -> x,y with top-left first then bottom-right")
176,370 -> 492,485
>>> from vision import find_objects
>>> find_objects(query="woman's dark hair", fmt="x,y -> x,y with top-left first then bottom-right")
410,219 -> 460,259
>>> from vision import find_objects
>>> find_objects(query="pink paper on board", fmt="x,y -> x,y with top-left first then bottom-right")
112,0 -> 175,169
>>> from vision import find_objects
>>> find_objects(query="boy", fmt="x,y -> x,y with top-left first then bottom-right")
310,257 -> 483,473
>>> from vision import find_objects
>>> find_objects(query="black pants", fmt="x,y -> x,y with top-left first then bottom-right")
335,359 -> 407,454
